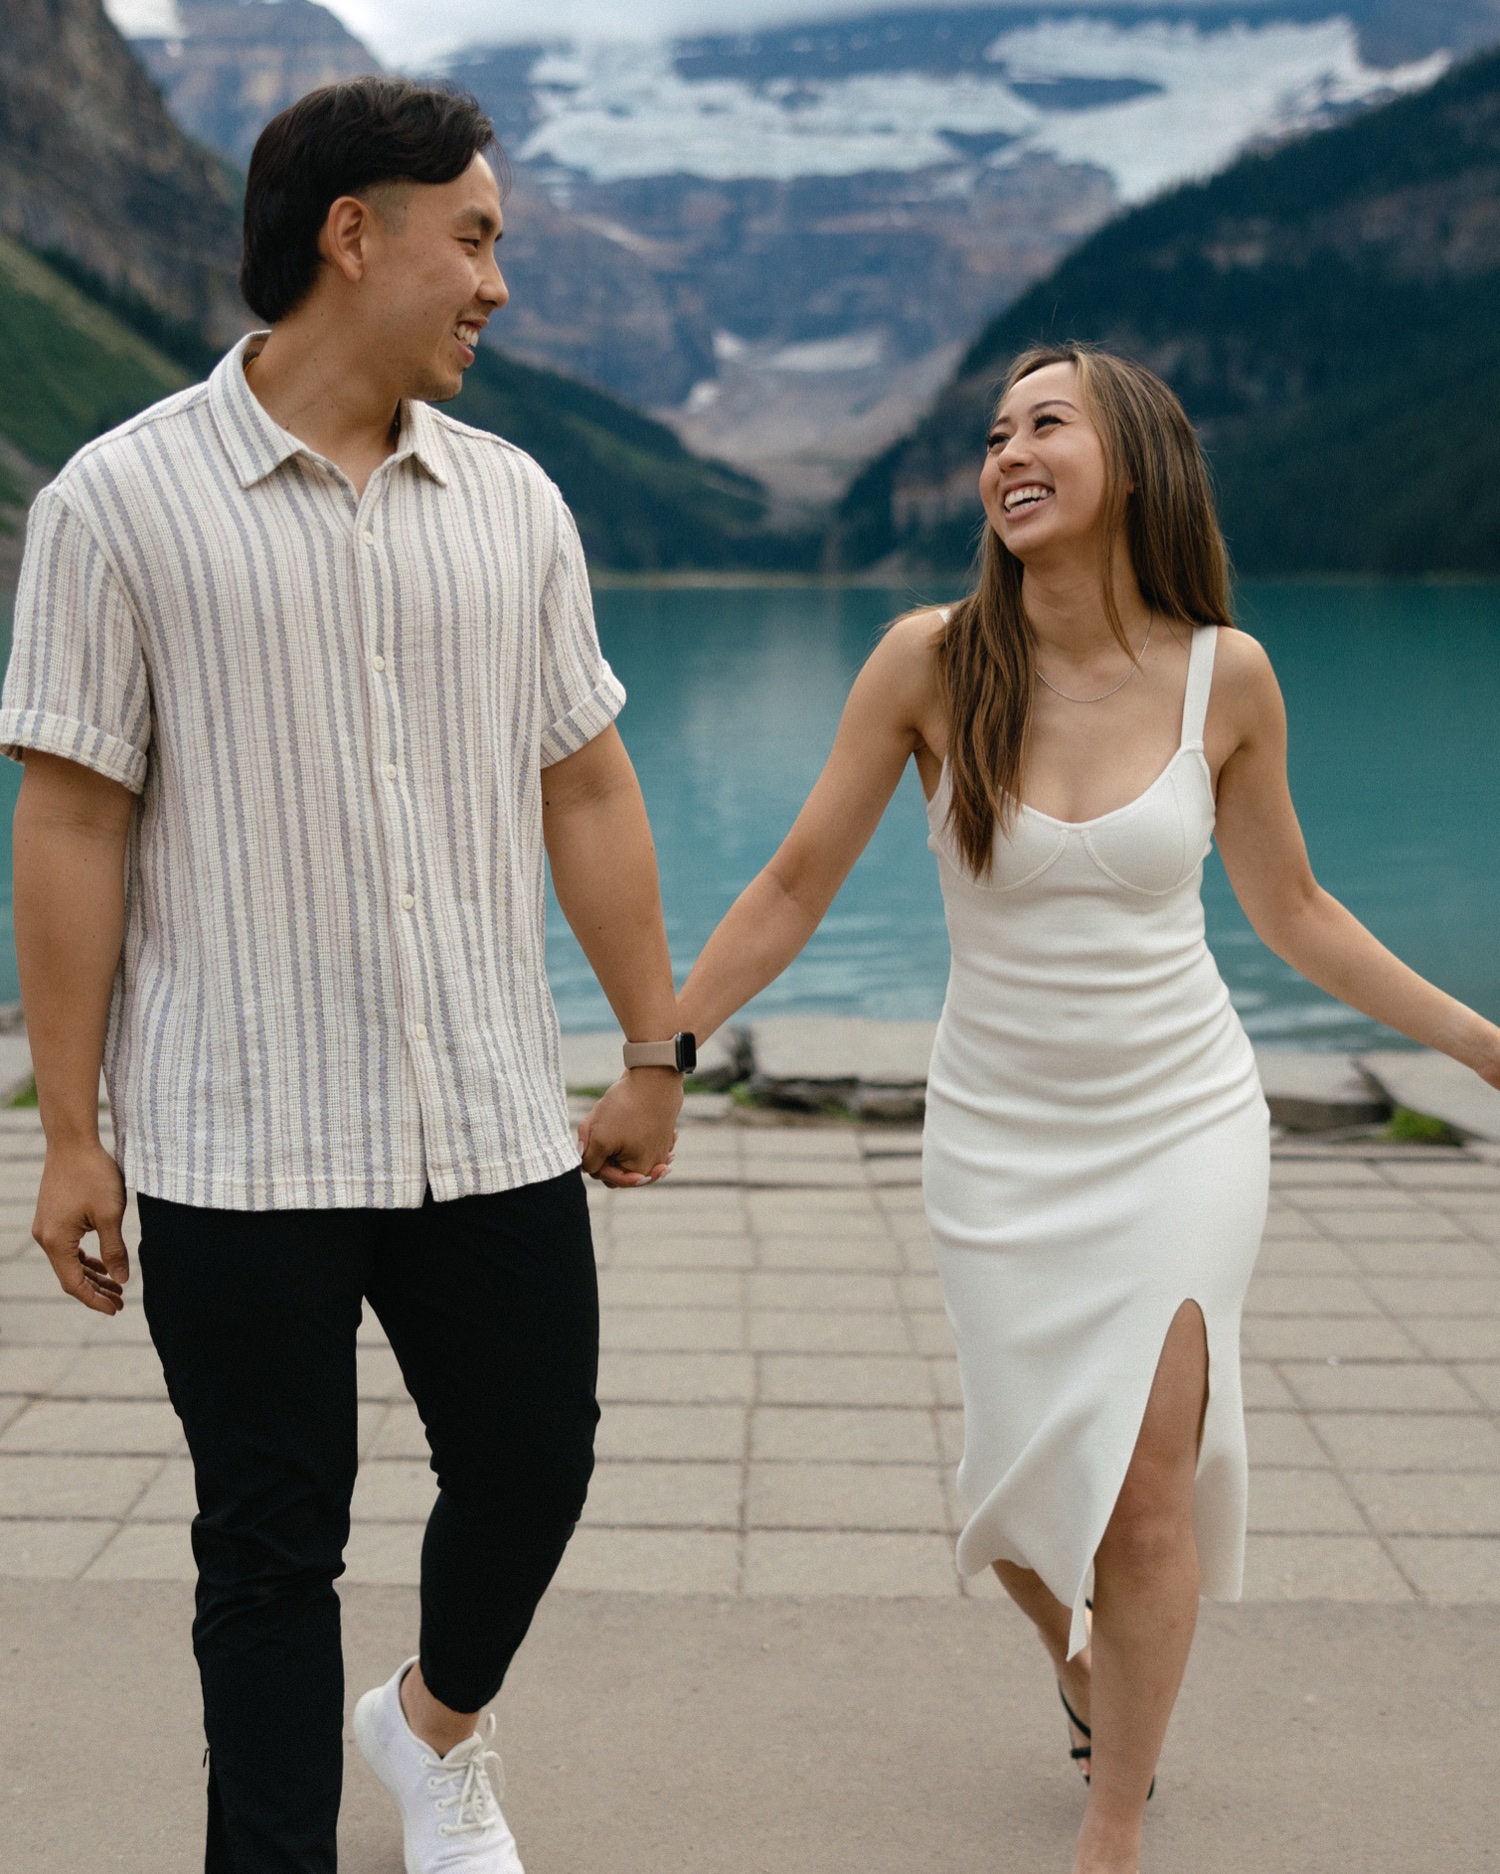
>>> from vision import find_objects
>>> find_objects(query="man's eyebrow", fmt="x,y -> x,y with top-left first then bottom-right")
456,207 -> 502,239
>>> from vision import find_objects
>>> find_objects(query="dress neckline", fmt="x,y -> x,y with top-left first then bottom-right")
926,623 -> 1218,832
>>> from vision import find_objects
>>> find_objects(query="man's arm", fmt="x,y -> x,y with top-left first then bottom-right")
542,726 -> 681,1186
14,751 -> 135,1312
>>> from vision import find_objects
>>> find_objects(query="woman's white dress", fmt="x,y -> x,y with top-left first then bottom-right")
922,623 -> 1268,1658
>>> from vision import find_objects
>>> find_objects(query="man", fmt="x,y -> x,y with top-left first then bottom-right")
2,78 -> 688,1873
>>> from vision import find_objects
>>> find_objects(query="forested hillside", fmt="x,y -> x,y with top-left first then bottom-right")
0,233 -> 804,576
835,46 -> 1500,575
0,0 -> 808,575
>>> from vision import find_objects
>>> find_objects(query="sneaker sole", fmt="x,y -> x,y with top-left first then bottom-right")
352,1686 -> 424,1874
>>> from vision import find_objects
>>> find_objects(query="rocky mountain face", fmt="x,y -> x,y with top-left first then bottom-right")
1,0 -> 243,346
835,43 -> 1500,574
132,0 -> 381,169
441,2 -> 1491,507
131,1 -> 1495,507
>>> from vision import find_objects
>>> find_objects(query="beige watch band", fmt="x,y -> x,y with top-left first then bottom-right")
622,1033 -> 696,1073
622,1039 -> 681,1071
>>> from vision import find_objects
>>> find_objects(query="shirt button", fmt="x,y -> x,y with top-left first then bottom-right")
362,530 -> 376,545
372,654 -> 386,672
383,763 -> 397,780
412,1023 -> 428,1041
401,893 -> 415,911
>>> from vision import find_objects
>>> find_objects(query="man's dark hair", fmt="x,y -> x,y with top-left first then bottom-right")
240,78 -> 499,323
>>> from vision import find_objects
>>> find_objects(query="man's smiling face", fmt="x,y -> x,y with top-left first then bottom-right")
355,154 -> 508,403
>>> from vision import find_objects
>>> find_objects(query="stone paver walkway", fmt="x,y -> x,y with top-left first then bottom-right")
1,1107 -> 1498,1603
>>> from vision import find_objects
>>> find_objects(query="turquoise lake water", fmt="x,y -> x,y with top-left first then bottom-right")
3,582 -> 1497,1048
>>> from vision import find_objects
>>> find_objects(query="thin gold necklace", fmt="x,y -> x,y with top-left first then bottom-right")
1036,617 -> 1154,704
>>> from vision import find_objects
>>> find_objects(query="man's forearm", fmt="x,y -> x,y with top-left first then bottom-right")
544,746 -> 678,1041
547,790 -> 678,1038
13,754 -> 132,1143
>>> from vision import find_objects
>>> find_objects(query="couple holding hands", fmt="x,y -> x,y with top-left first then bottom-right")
6,76 -> 1496,1874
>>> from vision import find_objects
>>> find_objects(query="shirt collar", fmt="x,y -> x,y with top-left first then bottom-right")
209,333 -> 451,491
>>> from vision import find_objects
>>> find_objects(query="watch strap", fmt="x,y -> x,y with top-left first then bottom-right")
622,1033 -> 697,1073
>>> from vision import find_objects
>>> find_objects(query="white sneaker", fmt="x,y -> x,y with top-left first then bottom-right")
353,1657 -> 524,1873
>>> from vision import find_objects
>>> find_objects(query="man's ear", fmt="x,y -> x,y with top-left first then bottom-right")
319,195 -> 376,286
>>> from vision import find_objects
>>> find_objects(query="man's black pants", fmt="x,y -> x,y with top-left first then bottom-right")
138,1171 -> 599,1874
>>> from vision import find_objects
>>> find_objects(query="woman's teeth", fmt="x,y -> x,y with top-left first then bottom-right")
1004,485 -> 1052,514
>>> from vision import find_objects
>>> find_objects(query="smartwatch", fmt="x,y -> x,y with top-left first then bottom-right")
622,1032 -> 697,1074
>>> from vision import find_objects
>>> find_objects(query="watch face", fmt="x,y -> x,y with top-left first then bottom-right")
676,1032 -> 698,1075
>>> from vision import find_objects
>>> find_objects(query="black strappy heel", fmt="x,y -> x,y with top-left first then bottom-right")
1056,1678 -> 1156,1801
1057,1681 -> 1093,1784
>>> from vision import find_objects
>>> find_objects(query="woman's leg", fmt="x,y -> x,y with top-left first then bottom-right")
1075,1299 -> 1209,1874
992,1560 -> 1093,1770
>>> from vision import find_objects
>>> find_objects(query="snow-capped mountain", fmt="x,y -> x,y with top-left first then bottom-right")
120,1 -> 1500,503
442,4 -> 1488,500
516,16 -> 1441,201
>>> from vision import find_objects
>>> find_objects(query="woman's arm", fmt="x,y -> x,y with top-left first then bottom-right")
677,615 -> 942,1042
1212,636 -> 1500,1087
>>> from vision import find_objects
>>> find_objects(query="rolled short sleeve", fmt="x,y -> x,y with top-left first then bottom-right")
535,491 -> 626,767
0,488 -> 151,793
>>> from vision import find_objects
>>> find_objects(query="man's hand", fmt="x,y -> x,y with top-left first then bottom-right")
33,1139 -> 130,1314
578,1068 -> 681,1188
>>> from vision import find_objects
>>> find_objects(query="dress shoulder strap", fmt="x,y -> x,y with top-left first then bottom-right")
1179,624 -> 1218,749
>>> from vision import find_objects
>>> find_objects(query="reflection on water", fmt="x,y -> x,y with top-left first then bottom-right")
3,582 -> 1497,1048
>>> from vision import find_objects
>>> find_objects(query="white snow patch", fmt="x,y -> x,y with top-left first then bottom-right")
985,19 -> 1449,201
518,20 -> 1449,199
767,332 -> 886,373
108,0 -> 184,37
522,42 -> 1038,181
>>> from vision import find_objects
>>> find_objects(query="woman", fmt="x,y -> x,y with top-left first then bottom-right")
668,345 -> 1500,1873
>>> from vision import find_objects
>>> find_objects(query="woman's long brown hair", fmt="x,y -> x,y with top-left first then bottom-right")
937,343 -> 1235,879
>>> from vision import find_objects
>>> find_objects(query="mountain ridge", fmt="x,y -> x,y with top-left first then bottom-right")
2,0 -> 244,345
126,0 -> 1497,505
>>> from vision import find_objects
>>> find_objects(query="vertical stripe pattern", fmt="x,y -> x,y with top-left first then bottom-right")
1,336 -> 625,1209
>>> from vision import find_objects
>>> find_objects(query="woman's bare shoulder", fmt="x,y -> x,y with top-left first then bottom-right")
1210,623 -> 1284,742
1214,623 -> 1279,693
861,604 -> 947,700
878,604 -> 949,663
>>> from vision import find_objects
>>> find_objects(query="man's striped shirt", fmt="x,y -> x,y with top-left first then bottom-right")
1,335 -> 625,1209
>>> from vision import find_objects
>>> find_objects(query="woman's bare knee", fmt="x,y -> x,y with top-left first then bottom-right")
1098,1483 -> 1193,1580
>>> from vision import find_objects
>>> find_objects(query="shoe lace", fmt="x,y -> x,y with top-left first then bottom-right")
422,1713 -> 505,1838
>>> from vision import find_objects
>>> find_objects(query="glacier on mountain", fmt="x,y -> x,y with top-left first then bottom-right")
520,18 -> 1446,201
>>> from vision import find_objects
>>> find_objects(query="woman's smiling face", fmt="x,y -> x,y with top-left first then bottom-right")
978,360 -> 1113,563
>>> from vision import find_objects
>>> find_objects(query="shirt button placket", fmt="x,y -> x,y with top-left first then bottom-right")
362,508 -> 431,1143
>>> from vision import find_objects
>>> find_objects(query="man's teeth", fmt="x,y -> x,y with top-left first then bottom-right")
1004,486 -> 1052,513
455,324 -> 479,344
